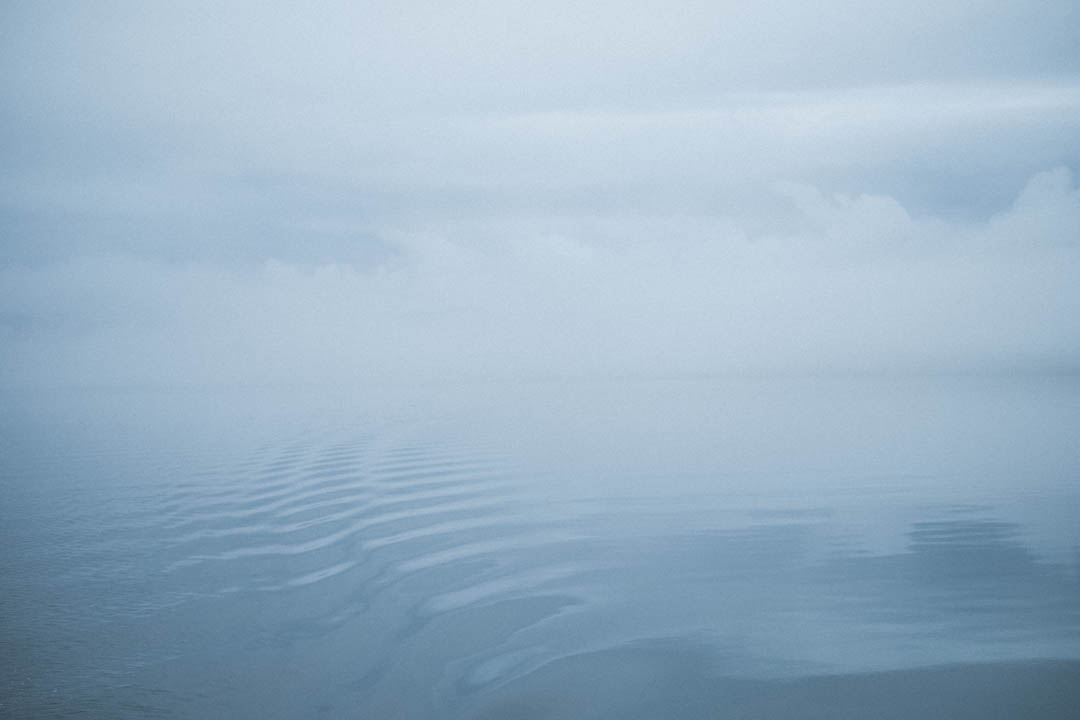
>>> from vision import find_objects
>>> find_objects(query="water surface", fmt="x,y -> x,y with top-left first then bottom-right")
2,376 -> 1078,718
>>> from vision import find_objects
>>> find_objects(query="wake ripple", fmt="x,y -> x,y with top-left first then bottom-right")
150,428 -> 589,687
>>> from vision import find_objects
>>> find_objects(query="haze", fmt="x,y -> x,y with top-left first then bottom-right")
2,1 -> 1079,387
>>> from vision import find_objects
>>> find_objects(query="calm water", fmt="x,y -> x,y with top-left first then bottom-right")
2,377 -> 1079,718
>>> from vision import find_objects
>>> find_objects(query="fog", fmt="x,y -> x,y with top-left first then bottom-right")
5,9 -> 1080,717
2,2 -> 1079,388
1,167 -> 1078,387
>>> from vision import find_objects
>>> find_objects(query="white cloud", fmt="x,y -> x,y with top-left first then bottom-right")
3,168 -> 1077,388
2,5 -> 1078,388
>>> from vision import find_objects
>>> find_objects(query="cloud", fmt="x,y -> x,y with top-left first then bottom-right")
3,80 -> 1077,265
2,4 -> 1078,388
2,168 -> 1077,388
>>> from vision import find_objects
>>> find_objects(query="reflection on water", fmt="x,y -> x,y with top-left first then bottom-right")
1,378 -> 1078,718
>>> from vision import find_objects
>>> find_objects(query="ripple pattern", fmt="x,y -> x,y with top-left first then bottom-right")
136,427 -> 594,711
8,387 -> 1079,720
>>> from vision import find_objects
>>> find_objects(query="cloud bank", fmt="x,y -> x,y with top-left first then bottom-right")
2,168 -> 1077,387
2,3 -> 1078,387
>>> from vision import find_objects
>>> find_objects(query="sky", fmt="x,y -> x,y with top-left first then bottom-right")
1,1 -> 1079,387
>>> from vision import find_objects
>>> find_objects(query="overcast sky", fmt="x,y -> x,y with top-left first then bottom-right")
2,1 -> 1078,386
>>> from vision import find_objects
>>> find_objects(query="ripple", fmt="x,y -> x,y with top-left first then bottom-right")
393,530 -> 585,575
153,429 -> 563,636
256,560 -> 360,592
422,564 -> 588,616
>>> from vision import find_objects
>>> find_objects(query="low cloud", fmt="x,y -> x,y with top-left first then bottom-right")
2,168 -> 1077,388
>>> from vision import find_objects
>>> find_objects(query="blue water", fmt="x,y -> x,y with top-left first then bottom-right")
2,377 -> 1079,718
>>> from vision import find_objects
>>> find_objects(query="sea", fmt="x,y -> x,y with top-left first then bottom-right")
2,375 -> 1079,718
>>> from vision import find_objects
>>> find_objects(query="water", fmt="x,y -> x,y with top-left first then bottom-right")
2,376 -> 1079,718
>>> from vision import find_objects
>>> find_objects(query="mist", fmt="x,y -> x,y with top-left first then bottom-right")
2,166 -> 1078,387
6,6 -> 1080,719
2,1 -> 1079,388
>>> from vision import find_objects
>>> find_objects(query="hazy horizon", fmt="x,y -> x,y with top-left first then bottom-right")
4,6 -> 1080,717
3,2 -> 1079,388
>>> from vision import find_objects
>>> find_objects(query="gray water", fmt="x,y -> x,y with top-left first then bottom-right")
2,376 -> 1079,718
